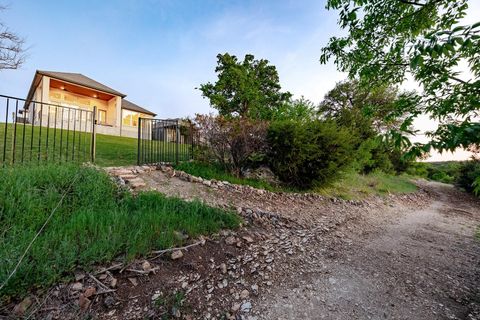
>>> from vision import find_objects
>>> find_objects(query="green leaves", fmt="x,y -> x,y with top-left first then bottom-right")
199,53 -> 292,120
322,0 -> 480,153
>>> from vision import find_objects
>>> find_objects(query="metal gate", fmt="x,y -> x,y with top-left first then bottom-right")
0,94 -> 96,166
137,118 -> 195,165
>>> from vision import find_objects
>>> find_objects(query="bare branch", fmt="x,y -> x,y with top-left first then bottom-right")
0,6 -> 26,70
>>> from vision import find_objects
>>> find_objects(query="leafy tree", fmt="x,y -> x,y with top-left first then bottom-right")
271,97 -> 318,122
199,53 -> 292,120
319,80 -> 419,173
0,5 -> 26,70
319,80 -> 419,133
321,0 -> 480,154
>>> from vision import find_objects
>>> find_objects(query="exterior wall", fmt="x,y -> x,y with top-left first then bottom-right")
26,75 -> 155,139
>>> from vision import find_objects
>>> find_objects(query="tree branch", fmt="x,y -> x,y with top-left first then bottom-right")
398,0 -> 425,6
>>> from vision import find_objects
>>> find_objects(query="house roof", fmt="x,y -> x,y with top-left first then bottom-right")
25,70 -> 157,116
36,70 -> 126,97
122,99 -> 156,116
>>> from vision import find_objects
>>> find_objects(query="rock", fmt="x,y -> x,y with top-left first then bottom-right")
240,289 -> 250,299
104,296 -> 116,308
84,286 -> 96,298
251,284 -> 259,294
231,303 -> 241,312
241,301 -> 252,312
151,293 -> 161,301
220,263 -> 227,274
128,277 -> 138,286
110,278 -> 118,288
242,166 -> 279,185
13,297 -> 32,316
72,282 -> 83,291
242,236 -> 254,243
172,306 -> 181,318
127,178 -> 146,189
225,236 -> 236,245
74,271 -> 85,281
78,294 -> 91,310
142,260 -> 152,272
171,250 -> 184,260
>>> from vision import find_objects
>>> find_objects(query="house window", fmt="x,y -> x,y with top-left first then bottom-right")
98,109 -> 106,124
122,110 -> 142,127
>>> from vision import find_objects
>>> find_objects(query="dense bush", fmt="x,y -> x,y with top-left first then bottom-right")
267,120 -> 354,189
456,160 -> 480,195
194,115 -> 268,175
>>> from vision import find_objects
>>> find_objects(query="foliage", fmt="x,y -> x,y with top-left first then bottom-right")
0,164 -> 240,299
193,114 -> 268,175
0,5 -> 26,70
267,119 -> 354,189
425,161 -> 461,183
319,80 -> 417,134
455,160 -> 480,194
321,0 -> 480,154
319,80 -> 419,174
198,53 -> 292,120
174,161 -> 277,191
270,97 -> 318,122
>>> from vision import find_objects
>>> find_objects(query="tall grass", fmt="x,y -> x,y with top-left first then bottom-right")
315,170 -> 417,200
0,164 -> 240,300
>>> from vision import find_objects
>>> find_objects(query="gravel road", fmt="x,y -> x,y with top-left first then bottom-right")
256,181 -> 480,320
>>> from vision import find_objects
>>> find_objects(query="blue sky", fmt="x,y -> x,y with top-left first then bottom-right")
0,0 -> 345,118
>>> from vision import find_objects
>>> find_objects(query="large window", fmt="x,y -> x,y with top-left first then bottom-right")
122,109 -> 141,127
98,109 -> 106,124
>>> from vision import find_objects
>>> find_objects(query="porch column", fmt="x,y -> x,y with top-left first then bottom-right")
41,76 -> 50,103
115,96 -> 122,128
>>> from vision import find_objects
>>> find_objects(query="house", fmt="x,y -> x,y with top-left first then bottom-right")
24,70 -> 156,138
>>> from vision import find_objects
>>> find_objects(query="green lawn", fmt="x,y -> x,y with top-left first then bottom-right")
0,123 -> 192,167
0,164 -> 240,300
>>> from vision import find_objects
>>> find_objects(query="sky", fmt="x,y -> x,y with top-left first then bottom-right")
0,0 -> 478,161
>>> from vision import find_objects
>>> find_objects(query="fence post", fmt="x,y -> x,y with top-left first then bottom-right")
175,120 -> 179,165
91,106 -> 96,163
137,118 -> 142,165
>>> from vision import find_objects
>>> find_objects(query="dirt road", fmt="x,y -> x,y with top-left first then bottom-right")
256,181 -> 480,320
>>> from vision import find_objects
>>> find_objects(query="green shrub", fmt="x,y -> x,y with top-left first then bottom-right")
456,160 -> 480,195
267,120 -> 354,189
431,171 -> 455,184
405,162 -> 429,178
425,161 -> 462,184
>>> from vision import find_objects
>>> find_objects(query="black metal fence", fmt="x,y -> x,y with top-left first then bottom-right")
0,94 -> 96,166
137,118 -> 196,165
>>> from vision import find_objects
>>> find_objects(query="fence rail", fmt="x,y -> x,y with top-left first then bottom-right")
137,118 -> 196,165
0,94 -> 96,166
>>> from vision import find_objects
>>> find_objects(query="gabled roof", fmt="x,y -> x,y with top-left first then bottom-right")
122,99 -> 156,116
25,70 -> 157,116
36,70 -> 126,97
